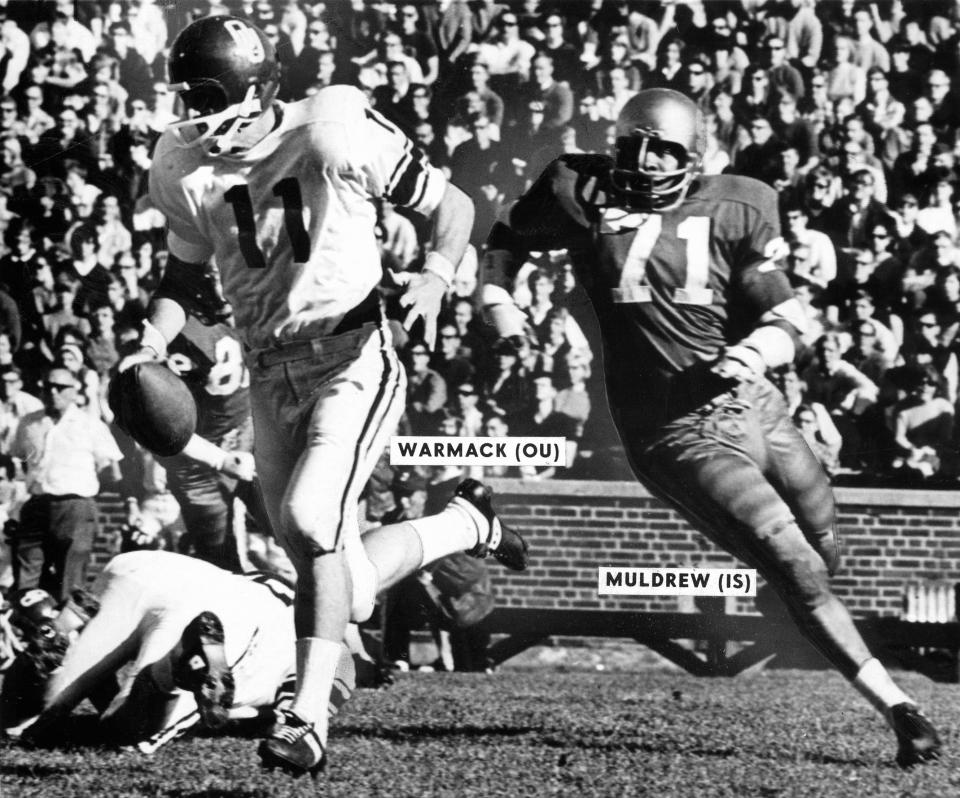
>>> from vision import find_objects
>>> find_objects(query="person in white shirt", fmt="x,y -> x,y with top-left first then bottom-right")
9,367 -> 122,601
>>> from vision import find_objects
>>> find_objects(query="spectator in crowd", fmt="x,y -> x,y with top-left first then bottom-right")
785,202 -> 837,290
9,365 -> 122,600
452,380 -> 484,437
765,35 -> 805,101
827,35 -> 867,105
907,309 -> 958,405
397,4 -> 438,87
0,452 -> 25,591
540,11 -> 580,89
554,352 -> 591,440
406,339 -> 447,435
802,332 -> 879,468
888,364 -> 955,480
924,68 -> 960,139
844,318 -> 896,386
733,112 -> 780,184
482,338 -> 529,427
516,372 -> 578,480
903,229 -> 959,312
476,10 -> 535,97
851,6 -> 890,73
431,322 -> 472,395
0,366 -> 42,455
372,59 -> 418,137
795,402 -> 843,476
522,52 -> 573,132
101,22 -> 152,104
773,92 -> 819,173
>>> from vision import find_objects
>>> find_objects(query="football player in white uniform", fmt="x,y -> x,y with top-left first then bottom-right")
0,552 -> 351,751
123,15 -> 528,776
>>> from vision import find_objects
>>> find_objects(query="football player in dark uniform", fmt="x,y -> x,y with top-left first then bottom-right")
161,316 -> 261,573
481,88 -> 941,769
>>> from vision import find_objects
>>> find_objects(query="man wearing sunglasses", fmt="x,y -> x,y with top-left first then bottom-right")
9,367 -> 122,602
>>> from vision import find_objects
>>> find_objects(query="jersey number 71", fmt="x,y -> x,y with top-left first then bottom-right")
613,215 -> 714,305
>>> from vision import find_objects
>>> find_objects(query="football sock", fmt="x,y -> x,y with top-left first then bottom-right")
406,499 -> 484,567
289,637 -> 343,741
851,657 -> 913,716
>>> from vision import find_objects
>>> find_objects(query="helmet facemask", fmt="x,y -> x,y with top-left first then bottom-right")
167,79 -> 278,153
612,131 -> 699,212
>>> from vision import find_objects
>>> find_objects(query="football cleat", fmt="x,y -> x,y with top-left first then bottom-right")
455,478 -> 529,571
889,703 -> 942,769
258,708 -> 326,778
354,656 -> 395,690
171,611 -> 234,730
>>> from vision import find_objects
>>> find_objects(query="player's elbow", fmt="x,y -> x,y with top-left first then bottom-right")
440,182 -> 475,232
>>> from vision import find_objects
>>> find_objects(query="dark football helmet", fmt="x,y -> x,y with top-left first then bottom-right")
613,88 -> 704,211
167,15 -> 279,150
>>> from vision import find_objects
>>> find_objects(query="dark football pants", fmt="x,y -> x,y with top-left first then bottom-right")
165,461 -> 243,573
616,377 -> 872,678
13,495 -> 98,602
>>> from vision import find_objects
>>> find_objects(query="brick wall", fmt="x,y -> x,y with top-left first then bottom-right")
90,481 -> 960,620
481,480 -> 960,620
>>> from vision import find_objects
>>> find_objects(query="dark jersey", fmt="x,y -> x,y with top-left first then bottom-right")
488,154 -> 794,432
167,318 -> 251,443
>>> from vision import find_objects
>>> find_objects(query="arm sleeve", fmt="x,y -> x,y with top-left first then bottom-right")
733,192 -> 796,322
361,105 -> 447,217
148,138 -> 215,264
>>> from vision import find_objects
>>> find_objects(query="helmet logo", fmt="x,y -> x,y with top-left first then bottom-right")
224,19 -> 265,64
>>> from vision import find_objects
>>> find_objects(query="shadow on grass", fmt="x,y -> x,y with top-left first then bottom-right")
335,722 -> 541,742
0,763 -> 84,778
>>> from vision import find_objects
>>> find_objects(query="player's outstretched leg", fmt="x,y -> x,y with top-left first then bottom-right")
171,611 -> 235,730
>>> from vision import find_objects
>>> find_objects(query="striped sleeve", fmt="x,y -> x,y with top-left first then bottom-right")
362,106 -> 447,216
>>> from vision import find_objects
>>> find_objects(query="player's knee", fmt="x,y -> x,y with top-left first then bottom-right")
280,494 -> 339,553
773,548 -> 833,614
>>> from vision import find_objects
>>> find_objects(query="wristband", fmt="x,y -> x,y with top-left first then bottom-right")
422,251 -> 456,288
141,320 -> 169,360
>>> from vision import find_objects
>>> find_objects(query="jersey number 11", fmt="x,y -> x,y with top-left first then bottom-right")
224,178 -> 311,269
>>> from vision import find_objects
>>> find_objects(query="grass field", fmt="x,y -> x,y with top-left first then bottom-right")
2,665 -> 958,798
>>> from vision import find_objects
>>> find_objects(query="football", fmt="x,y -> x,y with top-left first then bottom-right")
109,362 -> 197,457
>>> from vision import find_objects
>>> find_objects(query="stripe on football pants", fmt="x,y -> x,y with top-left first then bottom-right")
332,323 -> 403,547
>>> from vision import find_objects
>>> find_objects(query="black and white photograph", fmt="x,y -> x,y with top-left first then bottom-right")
1,1 -> 959,796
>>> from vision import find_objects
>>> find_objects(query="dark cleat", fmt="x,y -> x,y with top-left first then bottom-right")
172,611 -> 234,730
889,703 -> 941,768
258,708 -> 326,778
455,478 -> 529,571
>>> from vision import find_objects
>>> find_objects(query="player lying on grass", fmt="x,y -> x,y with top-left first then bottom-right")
1,500 -> 519,751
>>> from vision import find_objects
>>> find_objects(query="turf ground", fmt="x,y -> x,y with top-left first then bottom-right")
2,666 -> 957,798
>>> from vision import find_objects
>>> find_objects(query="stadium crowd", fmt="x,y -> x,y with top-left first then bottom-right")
2,0 -> 960,603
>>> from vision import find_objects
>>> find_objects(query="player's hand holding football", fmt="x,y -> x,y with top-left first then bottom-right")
400,269 -> 447,347
117,347 -> 160,374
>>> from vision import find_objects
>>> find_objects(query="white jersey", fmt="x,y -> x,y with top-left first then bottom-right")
150,86 -> 447,349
